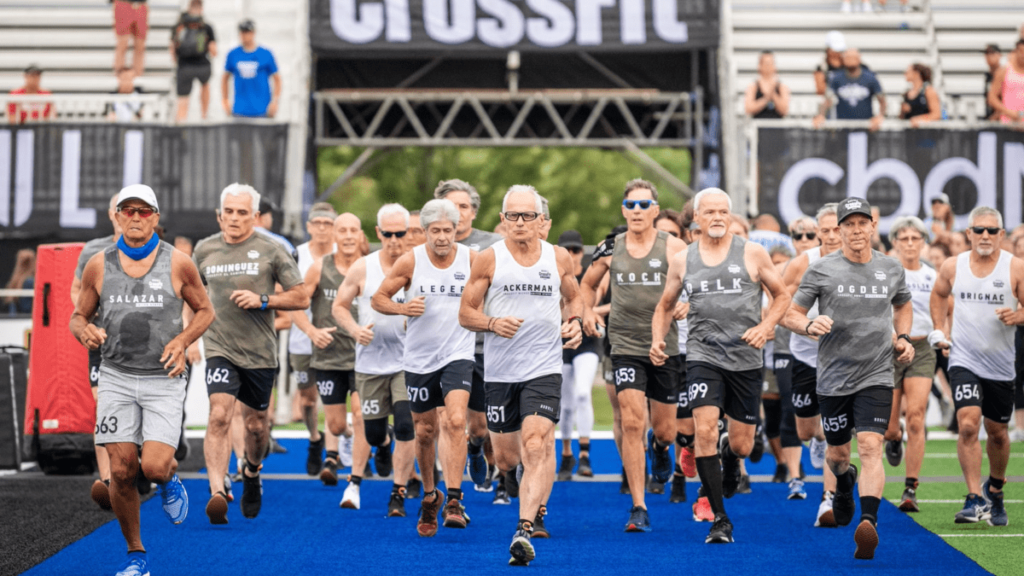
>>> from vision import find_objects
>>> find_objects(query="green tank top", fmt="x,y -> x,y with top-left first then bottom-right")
310,254 -> 355,370
609,230 -> 678,357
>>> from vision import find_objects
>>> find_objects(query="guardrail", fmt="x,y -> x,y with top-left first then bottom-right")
0,94 -> 174,123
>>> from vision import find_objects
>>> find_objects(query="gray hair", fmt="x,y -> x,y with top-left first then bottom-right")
377,203 -> 410,228
769,245 -> 794,259
889,216 -> 929,242
221,183 -> 260,212
623,178 -> 659,202
788,216 -> 817,234
968,206 -> 1003,229
540,196 -> 550,220
816,202 -> 838,223
693,187 -> 732,214
502,184 -> 544,213
434,179 -> 481,212
420,199 -> 460,229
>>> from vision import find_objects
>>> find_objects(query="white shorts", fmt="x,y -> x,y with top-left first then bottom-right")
95,364 -> 186,448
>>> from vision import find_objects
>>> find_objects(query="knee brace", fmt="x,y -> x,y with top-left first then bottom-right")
364,417 -> 390,447
763,398 -> 782,439
392,401 -> 415,442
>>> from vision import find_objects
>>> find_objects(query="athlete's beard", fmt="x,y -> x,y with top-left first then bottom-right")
977,246 -> 994,256
708,228 -> 725,239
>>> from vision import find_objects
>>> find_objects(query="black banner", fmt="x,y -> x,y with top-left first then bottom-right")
756,126 -> 1024,235
0,123 -> 289,241
310,0 -> 720,54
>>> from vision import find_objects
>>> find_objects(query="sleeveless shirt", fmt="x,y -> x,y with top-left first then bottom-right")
404,244 -> 475,373
310,254 -> 356,371
609,230 -> 678,356
949,250 -> 1017,381
790,247 -> 822,367
355,252 -> 405,375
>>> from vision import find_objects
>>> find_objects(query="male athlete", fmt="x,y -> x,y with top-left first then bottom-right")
333,204 -> 416,517
193,183 -> 308,523
581,179 -> 686,532
784,197 -> 913,559
460,185 -> 583,566
373,198 -> 477,536
71,184 -> 214,576
652,187 -> 790,544
930,206 -> 1022,527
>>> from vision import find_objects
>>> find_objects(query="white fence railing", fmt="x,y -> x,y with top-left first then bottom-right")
0,94 -> 174,123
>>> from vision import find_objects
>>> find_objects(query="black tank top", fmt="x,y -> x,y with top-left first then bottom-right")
753,81 -> 783,119
902,83 -> 931,119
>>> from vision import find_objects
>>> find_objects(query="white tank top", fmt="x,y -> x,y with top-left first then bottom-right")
484,240 -> 563,383
403,244 -> 475,374
355,252 -> 405,375
790,247 -> 821,367
677,291 -> 689,355
904,263 -> 936,338
289,242 -> 335,355
949,250 -> 1017,381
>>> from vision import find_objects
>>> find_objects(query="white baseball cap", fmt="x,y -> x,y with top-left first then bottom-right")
826,30 -> 847,52
117,184 -> 159,212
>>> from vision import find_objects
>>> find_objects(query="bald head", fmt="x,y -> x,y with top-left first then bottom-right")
753,214 -> 780,233
335,212 -> 360,229
842,48 -> 861,70
334,212 -> 363,256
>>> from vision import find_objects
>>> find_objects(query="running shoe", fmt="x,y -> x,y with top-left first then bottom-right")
493,474 -> 511,505
114,552 -> 149,576
469,446 -> 489,487
833,465 -> 858,527
532,505 -> 550,538
509,528 -> 535,566
91,479 -> 112,510
505,466 -> 521,499
749,428 -> 765,464
787,478 -> 807,500
649,431 -> 672,484
159,474 -> 188,524
417,490 -> 442,537
706,514 -> 734,544
240,469 -> 263,519
205,491 -> 229,525
340,483 -> 360,510
737,474 -> 752,495
269,436 -> 288,454
954,493 -> 991,523
557,454 -> 576,482
624,505 -> 652,532
320,457 -> 338,486
339,431 -> 354,468
815,491 -> 837,528
223,474 -> 233,502
771,463 -> 788,483
982,481 -> 1008,527
1010,428 -> 1024,443
669,474 -> 687,503
809,437 -> 826,470
406,477 -> 423,499
388,489 -> 407,518
578,454 -> 593,477
442,498 -> 468,529
307,432 -> 325,476
647,478 -> 665,495
898,486 -> 919,512
693,495 -> 714,522
854,519 -> 879,559
364,461 -> 375,479
885,430 -> 904,467
678,446 -> 697,478
719,433 -> 741,499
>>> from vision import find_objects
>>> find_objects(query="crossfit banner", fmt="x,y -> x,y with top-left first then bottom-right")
0,123 -> 289,241
756,126 -> 1024,235
310,0 -> 720,54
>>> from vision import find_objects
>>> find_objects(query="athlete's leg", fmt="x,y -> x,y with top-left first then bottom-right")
983,418 -> 1011,491
619,388 -> 648,508
903,377 -> 932,482
468,409 -> 488,453
93,387 -> 111,482
300,386 -> 322,443
441,390 -> 471,493
724,417 -> 755,458
350,392 -> 370,477
204,392 -> 235,494
324,403 -> 350,437
573,353 -> 598,449
230,399 -> 245,464
956,406 -> 984,495
607,383 -> 623,457
825,441 -> 852,479
490,428 -> 522,478
392,401 -> 416,486
107,442 -> 144,552
240,404 -> 270,473
855,432 -> 885,499
139,441 -> 177,484
413,409 -> 440,493
560,363 -> 576,456
798,415 -> 835,490
884,388 -> 903,442
520,415 -> 557,522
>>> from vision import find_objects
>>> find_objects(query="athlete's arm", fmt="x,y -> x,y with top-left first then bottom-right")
332,257 -> 373,346
996,256 -> 1024,326
593,271 -> 611,317
892,299 -> 915,363
745,243 -> 791,349
929,257 -> 956,348
555,246 -> 583,350
289,260 -> 334,348
580,254 -> 611,336
69,254 -> 106,350
371,251 -> 423,317
165,251 -> 215,377
781,252 -> 809,297
781,267 -> 831,337
650,247 -> 688,366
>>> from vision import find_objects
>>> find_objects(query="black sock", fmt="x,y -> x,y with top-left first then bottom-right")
905,477 -> 917,489
653,438 -> 670,452
579,441 -> 590,454
721,442 -> 739,462
989,476 -> 1005,491
518,518 -> 534,533
674,463 -> 684,476
695,455 -> 726,516
676,433 -> 694,449
350,475 -> 362,486
326,450 -> 339,461
468,442 -> 483,455
860,496 -> 880,525
836,468 -> 855,493
448,488 -> 463,501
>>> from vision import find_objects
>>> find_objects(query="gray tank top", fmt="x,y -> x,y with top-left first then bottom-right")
609,231 -> 678,357
99,242 -> 183,376
684,235 -> 763,371
310,254 -> 355,371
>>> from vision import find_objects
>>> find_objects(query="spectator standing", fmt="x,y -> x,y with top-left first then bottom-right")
3,249 -> 35,315
814,49 -> 886,131
989,39 -> 1024,124
7,65 -> 53,124
112,0 -> 148,76
171,0 -> 217,122
900,64 -> 941,127
745,51 -> 790,119
105,68 -> 145,123
925,193 -> 955,245
223,20 -> 281,119
984,44 -> 1002,121
814,31 -> 846,96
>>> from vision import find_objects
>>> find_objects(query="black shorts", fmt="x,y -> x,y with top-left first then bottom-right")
468,354 -> 487,413
611,354 -> 680,405
818,386 -> 892,446
948,367 -> 1015,424
774,353 -> 793,402
313,368 -> 354,406
205,357 -> 276,411
675,355 -> 690,419
176,60 -> 211,96
485,374 -> 561,434
406,359 -> 475,414
89,348 -> 102,388
686,361 -> 762,425
791,358 -> 820,418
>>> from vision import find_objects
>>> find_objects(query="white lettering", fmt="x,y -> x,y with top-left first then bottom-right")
60,131 -> 95,229
700,280 -> 708,291
331,0 -> 384,43
652,0 -> 688,43
847,132 -> 920,232
576,0 -> 615,45
386,0 -> 412,41
423,0 -> 475,44
628,272 -> 635,282
477,0 -> 524,47
1005,142 -> 1024,228
525,0 -> 574,46
778,157 -> 844,226
618,0 -> 645,44
923,132 -> 997,231
733,278 -> 741,290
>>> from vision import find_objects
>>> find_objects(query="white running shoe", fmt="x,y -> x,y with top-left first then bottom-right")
815,491 -> 837,527
339,431 -> 354,469
340,483 -> 360,509
809,438 -> 826,470
1010,428 -> 1024,443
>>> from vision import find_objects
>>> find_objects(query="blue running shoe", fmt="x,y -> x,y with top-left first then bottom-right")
468,446 -> 488,487
624,505 -> 652,533
982,480 -> 1008,527
954,494 -> 991,524
787,479 -> 807,500
648,430 -> 672,484
115,551 -> 149,576
160,474 -> 188,525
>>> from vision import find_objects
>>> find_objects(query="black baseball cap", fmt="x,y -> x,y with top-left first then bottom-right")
238,19 -> 255,32
24,64 -> 42,75
984,44 -> 1000,54
258,198 -> 278,215
837,197 -> 872,224
557,230 -> 584,250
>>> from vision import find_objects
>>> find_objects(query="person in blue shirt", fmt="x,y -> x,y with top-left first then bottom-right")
814,48 -> 886,131
221,19 -> 281,118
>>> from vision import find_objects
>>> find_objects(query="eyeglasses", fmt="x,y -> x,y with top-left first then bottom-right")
895,235 -> 923,243
119,207 -> 156,218
623,199 -> 658,210
380,230 -> 407,239
503,211 -> 540,222
308,221 -> 332,229
970,226 -> 1001,235
791,232 -> 816,241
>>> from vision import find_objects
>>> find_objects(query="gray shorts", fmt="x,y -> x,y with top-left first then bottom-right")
289,353 -> 314,390
95,364 -> 186,448
355,372 -> 408,420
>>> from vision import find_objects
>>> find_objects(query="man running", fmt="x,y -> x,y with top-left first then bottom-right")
372,198 -> 476,537
71,185 -> 214,576
333,204 -> 417,517
930,206 -> 1022,527
193,183 -> 308,523
651,187 -> 790,544
781,203 -> 843,526
783,197 -> 913,559
581,179 -> 686,532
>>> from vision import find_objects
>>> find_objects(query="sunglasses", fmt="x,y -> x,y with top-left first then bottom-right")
119,207 -> 157,218
623,199 -> 658,210
970,226 -> 1001,235
381,230 -> 407,239
792,232 -> 816,241
504,211 -> 540,222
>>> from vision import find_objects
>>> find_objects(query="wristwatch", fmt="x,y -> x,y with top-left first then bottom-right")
897,334 -> 912,344
260,294 -> 269,311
